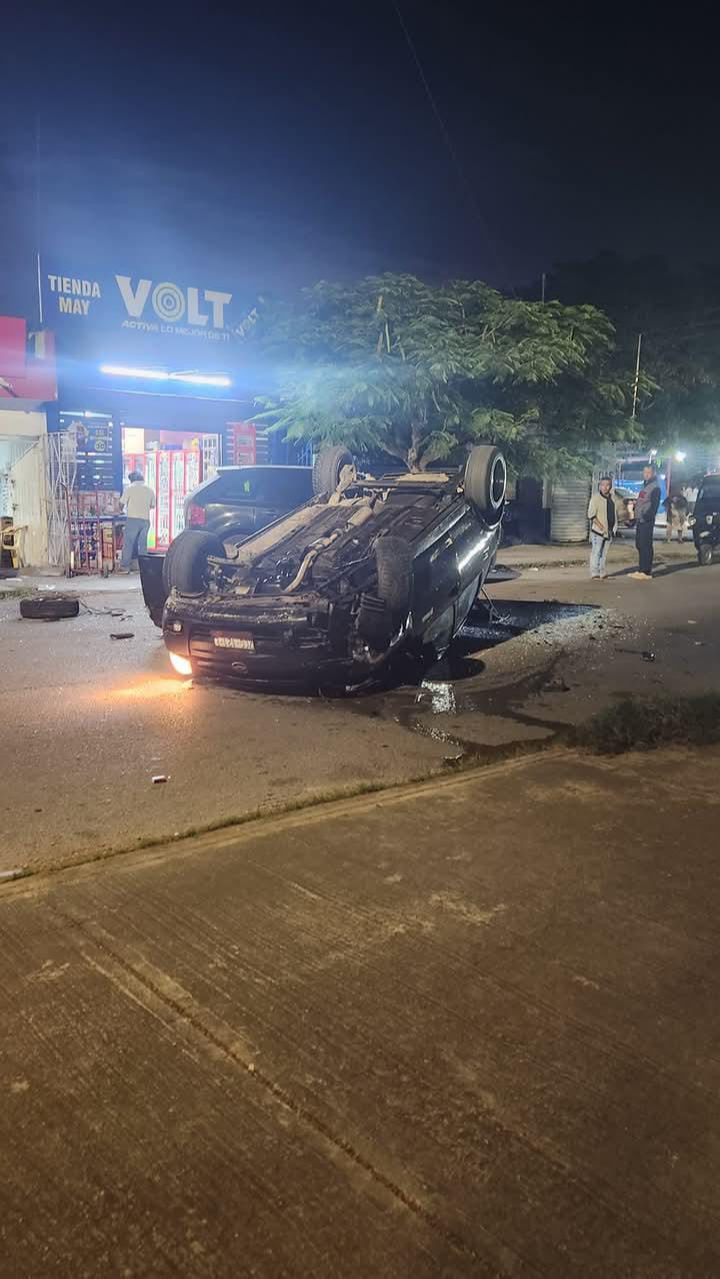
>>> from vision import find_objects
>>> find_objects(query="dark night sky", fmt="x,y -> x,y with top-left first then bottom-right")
2,0 -> 719,315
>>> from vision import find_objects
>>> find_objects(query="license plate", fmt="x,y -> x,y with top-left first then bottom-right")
212,633 -> 255,651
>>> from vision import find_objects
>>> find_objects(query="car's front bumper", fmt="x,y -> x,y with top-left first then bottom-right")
162,592 -> 363,688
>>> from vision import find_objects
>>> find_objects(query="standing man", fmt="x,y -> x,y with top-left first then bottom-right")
630,465 -> 661,580
664,491 -> 689,542
119,469 -> 155,572
587,476 -> 618,578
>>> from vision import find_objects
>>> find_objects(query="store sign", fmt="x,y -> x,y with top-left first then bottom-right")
115,278 -> 231,334
45,271 -> 235,342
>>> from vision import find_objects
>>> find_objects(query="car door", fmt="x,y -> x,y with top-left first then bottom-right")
411,512 -> 462,645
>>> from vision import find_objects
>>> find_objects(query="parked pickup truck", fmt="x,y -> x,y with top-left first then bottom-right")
139,464 -> 314,626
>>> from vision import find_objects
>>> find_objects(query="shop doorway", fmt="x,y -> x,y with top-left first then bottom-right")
122,426 -> 221,551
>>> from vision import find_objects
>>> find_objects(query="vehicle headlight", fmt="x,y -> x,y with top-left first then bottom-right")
169,652 -> 193,676
688,515 -> 696,526
707,515 -> 714,525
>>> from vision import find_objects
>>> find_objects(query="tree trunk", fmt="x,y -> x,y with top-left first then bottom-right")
407,425 -> 423,472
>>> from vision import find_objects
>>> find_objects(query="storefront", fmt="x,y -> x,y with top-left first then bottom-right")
41,263 -> 272,569
53,396 -> 267,558
0,317 -> 57,570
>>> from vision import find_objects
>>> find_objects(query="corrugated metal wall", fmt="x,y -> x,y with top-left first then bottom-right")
550,477 -> 592,543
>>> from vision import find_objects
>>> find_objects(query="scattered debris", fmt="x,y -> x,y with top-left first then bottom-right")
615,647 -> 657,662
545,675 -> 570,692
110,631 -> 134,640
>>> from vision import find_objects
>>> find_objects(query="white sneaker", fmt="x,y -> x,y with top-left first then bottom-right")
629,571 -> 652,580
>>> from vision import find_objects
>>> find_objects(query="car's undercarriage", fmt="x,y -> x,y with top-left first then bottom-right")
161,450 -> 505,689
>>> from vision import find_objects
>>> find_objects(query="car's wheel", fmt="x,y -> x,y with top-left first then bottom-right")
376,536 -> 412,618
312,446 -> 353,496
464,445 -> 507,523
698,543 -> 714,566
163,530 -> 225,595
357,536 -> 412,645
19,595 -> 79,620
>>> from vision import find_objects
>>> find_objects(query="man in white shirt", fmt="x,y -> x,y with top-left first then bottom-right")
119,470 -> 156,571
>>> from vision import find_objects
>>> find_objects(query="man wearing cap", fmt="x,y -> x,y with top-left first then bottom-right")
119,469 -> 156,572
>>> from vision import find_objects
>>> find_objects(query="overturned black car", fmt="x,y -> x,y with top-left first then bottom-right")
160,444 -> 507,689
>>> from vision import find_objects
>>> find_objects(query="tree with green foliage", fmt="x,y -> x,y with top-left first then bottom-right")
249,274 -> 635,475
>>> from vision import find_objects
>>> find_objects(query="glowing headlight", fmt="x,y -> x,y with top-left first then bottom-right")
688,516 -> 696,526
169,652 -> 193,676
707,515 -> 714,525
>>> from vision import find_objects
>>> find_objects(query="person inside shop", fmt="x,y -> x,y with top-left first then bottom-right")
118,469 -> 156,572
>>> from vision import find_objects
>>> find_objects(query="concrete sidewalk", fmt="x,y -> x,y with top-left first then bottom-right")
0,570 -> 143,597
498,536 -> 695,568
3,746 -> 720,1276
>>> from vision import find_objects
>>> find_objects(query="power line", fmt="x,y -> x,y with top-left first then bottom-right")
389,0 -> 514,291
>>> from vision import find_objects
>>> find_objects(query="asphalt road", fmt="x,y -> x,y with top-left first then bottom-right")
2,543 -> 718,872
0,592 -> 450,871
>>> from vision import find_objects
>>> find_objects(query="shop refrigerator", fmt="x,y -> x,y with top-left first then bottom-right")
123,450 -> 202,551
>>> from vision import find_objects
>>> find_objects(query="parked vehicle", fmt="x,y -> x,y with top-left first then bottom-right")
139,465 -> 314,625
688,473 -> 720,564
160,444 -> 507,690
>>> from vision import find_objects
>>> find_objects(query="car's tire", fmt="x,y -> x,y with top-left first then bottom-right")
698,543 -> 714,566
163,530 -> 225,596
376,536 -> 413,619
357,536 -> 413,646
20,595 -> 79,620
312,446 -> 353,496
464,445 -> 507,522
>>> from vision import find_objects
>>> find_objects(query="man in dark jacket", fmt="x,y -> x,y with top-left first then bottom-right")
630,465 -> 661,579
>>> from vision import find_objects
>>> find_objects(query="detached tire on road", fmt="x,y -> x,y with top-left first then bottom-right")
312,446 -> 353,497
464,445 -> 507,523
163,530 -> 225,596
19,595 -> 80,620
698,544 -> 714,566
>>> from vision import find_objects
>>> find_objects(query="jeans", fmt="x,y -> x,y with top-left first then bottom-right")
121,518 -> 150,568
635,521 -> 654,575
589,530 -> 610,576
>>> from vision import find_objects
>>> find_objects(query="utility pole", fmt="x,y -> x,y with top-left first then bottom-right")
541,272 -> 546,304
34,112 -> 44,327
631,332 -> 643,420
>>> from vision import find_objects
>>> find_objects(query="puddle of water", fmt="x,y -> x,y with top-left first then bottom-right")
381,599 -> 597,692
349,598 -> 599,737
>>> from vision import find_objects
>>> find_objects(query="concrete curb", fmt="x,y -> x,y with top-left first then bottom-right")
1,748 -> 574,896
